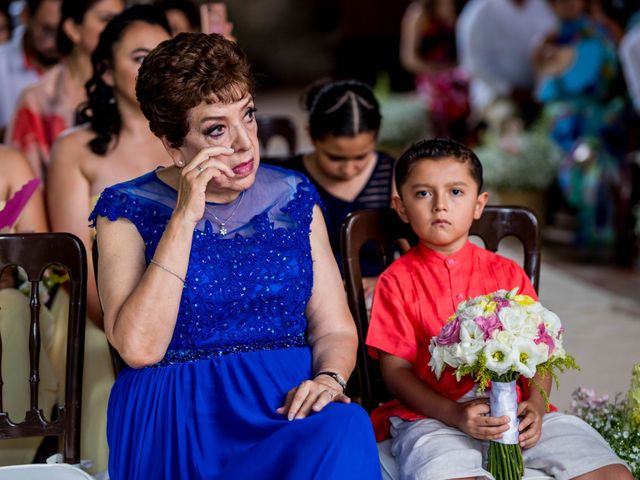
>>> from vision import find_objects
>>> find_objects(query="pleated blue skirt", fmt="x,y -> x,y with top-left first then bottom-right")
106,346 -> 381,479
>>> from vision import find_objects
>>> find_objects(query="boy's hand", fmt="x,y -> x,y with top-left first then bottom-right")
517,398 -> 545,448
453,398 -> 510,441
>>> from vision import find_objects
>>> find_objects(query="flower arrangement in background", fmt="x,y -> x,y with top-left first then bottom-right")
430,288 -> 579,480
475,120 -> 564,191
570,364 -> 640,478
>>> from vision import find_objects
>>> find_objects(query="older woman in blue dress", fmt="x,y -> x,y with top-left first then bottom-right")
91,32 -> 381,479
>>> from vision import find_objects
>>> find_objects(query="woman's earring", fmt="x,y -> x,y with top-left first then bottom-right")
176,160 -> 184,167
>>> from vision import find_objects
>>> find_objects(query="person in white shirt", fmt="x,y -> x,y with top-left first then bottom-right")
457,0 -> 557,123
0,0 -> 61,135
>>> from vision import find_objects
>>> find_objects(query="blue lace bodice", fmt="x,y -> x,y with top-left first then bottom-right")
89,165 -> 320,366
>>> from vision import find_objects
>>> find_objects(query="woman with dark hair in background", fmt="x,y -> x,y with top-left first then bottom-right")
6,0 -> 124,179
277,79 -> 394,297
399,0 -> 469,140
45,5 -> 172,474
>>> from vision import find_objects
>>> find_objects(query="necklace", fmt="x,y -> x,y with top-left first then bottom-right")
211,191 -> 244,236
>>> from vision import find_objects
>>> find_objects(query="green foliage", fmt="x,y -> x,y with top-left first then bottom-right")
570,366 -> 640,478
570,388 -> 640,478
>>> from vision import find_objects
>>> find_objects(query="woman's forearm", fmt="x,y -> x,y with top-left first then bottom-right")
108,214 -> 195,367
309,331 -> 357,384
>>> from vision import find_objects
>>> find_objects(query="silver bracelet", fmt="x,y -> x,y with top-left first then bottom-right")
149,258 -> 185,285
314,371 -> 347,393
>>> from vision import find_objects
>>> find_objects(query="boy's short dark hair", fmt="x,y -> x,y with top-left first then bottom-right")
394,138 -> 483,194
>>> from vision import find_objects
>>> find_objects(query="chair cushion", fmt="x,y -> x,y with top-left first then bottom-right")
378,439 -> 553,480
0,464 -> 94,479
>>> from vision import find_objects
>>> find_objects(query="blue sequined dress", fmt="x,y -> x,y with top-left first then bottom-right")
89,165 -> 381,480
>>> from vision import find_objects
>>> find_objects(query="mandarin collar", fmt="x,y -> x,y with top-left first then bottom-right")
417,241 -> 474,266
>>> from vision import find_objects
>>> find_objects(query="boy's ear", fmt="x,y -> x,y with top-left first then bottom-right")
473,191 -> 490,220
392,195 -> 410,223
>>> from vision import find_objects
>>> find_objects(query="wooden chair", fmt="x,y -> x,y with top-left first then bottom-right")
256,115 -> 297,157
0,233 -> 87,464
341,206 -> 548,480
341,206 -> 541,413
91,241 -> 127,377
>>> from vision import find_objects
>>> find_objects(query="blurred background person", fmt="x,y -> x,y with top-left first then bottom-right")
534,0 -> 627,248
457,0 -> 557,129
0,145 -> 47,233
0,0 -> 14,43
154,0 -> 199,36
45,5 -> 172,474
6,0 -> 124,180
399,0 -> 469,140
0,0 -> 62,138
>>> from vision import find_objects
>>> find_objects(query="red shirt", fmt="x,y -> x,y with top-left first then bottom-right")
366,241 -> 539,440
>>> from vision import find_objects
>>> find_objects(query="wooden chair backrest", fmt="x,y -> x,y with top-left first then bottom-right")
341,206 -> 541,412
0,233 -> 87,463
256,115 -> 297,156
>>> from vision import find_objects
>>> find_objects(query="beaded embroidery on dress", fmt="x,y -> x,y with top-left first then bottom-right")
90,164 -> 318,364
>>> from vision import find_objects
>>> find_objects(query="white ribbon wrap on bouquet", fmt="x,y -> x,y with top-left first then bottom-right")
489,380 -> 519,445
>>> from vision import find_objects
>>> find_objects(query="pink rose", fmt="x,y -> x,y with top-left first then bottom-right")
436,317 -> 461,346
535,323 -> 555,354
474,314 -> 503,340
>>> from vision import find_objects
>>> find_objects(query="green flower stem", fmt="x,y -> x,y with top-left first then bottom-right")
488,442 -> 523,480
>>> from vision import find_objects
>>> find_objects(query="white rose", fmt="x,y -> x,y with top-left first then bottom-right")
443,345 -> 461,369
541,310 -> 562,333
459,303 -> 485,322
494,329 -> 515,346
520,313 -> 539,340
452,340 -> 483,366
498,306 -> 525,335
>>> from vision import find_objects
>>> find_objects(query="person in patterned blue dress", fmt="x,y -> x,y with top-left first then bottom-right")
89,33 -> 381,479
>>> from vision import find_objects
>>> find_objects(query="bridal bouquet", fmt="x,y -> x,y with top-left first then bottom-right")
429,288 -> 579,480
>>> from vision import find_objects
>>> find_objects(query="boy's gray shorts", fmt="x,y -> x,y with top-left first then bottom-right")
389,412 -> 629,480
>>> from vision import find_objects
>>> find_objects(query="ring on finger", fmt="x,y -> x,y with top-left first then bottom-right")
325,389 -> 337,400
196,164 -> 205,173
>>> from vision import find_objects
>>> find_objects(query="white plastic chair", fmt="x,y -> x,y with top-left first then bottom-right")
0,463 -> 94,479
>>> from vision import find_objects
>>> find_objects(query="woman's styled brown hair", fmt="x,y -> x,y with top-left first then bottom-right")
136,33 -> 254,148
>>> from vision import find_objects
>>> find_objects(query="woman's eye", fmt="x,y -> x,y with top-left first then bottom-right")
204,125 -> 225,137
133,55 -> 147,65
245,107 -> 257,122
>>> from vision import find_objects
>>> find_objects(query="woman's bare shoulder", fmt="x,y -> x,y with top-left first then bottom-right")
50,124 -> 99,166
0,146 -> 35,181
0,146 -> 38,200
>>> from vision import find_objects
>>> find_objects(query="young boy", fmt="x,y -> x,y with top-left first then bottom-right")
366,139 -> 631,480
